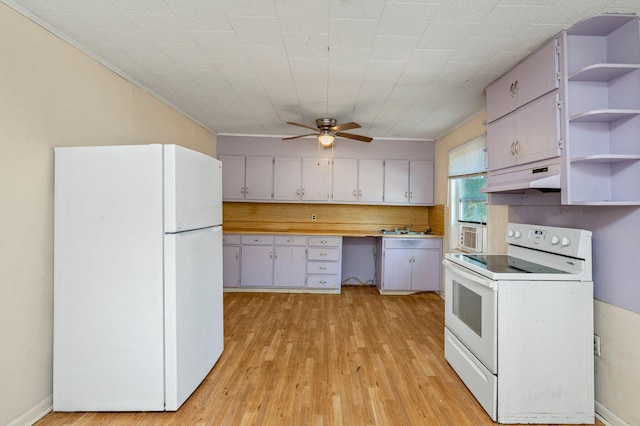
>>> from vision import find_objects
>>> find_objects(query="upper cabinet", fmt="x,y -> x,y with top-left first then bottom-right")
486,38 -> 560,123
563,15 -> 640,205
384,160 -> 434,205
273,157 -> 331,202
332,158 -> 384,204
484,14 -> 640,206
220,155 -> 273,201
218,137 -> 435,206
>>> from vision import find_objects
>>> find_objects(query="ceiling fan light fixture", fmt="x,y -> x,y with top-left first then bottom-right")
318,130 -> 334,146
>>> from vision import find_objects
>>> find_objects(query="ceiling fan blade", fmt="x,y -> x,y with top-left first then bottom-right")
331,122 -> 361,132
336,132 -> 373,143
286,121 -> 319,132
281,133 -> 317,140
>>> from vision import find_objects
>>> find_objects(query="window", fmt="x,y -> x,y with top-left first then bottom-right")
449,136 -> 487,250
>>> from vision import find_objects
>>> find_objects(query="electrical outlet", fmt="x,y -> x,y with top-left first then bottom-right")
594,334 -> 601,357
311,213 -> 317,221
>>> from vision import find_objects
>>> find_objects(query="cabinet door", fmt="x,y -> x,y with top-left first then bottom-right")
273,157 -> 301,201
274,246 -> 307,287
516,38 -> 559,108
383,249 -> 412,290
245,157 -> 273,201
358,159 -> 384,203
240,245 -> 273,287
302,158 -> 330,201
487,113 -> 517,171
332,158 -> 358,202
384,160 -> 409,203
411,249 -> 441,291
219,155 -> 246,200
516,92 -> 562,166
409,160 -> 434,205
486,70 -> 519,123
222,245 -> 241,287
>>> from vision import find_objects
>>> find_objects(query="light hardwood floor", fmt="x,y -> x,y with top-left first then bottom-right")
38,286 -> 602,426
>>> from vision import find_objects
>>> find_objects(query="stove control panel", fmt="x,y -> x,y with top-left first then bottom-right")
506,223 -> 592,259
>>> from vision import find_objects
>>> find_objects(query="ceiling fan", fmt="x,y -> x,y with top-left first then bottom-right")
282,118 -> 373,147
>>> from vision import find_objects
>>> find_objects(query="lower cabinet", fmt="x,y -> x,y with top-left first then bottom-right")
376,238 -> 442,292
223,234 -> 342,292
307,237 -> 342,290
222,235 -> 241,287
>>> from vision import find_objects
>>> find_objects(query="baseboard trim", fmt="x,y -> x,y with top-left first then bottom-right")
596,401 -> 631,426
8,395 -> 52,426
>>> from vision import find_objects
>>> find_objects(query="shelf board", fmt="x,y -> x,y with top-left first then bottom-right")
568,64 -> 640,82
569,109 -> 640,122
571,154 -> 640,163
567,200 -> 640,206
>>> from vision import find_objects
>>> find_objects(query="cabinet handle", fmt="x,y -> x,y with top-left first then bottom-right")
269,252 -> 273,259
235,252 -> 239,260
286,239 -> 294,242
353,190 -> 357,197
296,189 -> 300,196
405,191 -> 408,199
514,140 -> 521,154
241,187 -> 245,194
510,141 -> 515,155
302,188 -> 305,196
513,80 -> 519,95
254,239 -> 262,242
358,189 -> 362,197
320,280 -> 327,284
510,82 -> 514,96
321,240 -> 327,244
320,266 -> 327,270
410,191 -> 413,199
320,252 -> 327,256
245,187 -> 249,194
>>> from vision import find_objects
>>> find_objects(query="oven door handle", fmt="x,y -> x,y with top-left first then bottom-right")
444,260 -> 497,290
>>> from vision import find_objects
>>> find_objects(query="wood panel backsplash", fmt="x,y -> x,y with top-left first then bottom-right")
223,202 -> 445,235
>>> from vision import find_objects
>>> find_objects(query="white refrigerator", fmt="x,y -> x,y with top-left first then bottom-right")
53,144 -> 223,411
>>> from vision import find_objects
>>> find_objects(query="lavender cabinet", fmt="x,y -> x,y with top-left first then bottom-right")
384,160 -> 434,205
222,235 -> 241,287
332,158 -> 384,203
273,157 -> 330,202
240,236 -> 274,287
563,15 -> 640,204
376,238 -> 442,293
220,155 -> 273,201
274,236 -> 307,288
487,92 -> 562,171
486,38 -> 560,123
307,237 -> 342,290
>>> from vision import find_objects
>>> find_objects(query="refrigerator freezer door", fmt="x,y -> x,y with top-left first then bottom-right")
164,226 -> 224,410
164,145 -> 222,233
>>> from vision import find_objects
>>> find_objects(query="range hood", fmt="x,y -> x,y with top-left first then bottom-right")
481,163 -> 561,194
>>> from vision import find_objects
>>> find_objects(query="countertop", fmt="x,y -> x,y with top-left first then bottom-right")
222,228 -> 443,238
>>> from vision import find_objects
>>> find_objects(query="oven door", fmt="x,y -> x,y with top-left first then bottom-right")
444,259 -> 497,374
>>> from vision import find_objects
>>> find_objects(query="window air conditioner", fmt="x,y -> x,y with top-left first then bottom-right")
459,224 -> 483,252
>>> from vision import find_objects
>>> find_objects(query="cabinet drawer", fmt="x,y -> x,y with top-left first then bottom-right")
308,236 -> 341,247
275,235 -> 307,246
307,261 -> 340,275
384,238 -> 442,249
241,235 -> 274,245
307,275 -> 340,289
223,234 -> 241,245
308,247 -> 340,261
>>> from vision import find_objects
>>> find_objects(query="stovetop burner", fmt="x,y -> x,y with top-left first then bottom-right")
453,253 -> 569,275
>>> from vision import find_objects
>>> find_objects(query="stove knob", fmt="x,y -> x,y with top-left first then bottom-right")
551,236 -> 560,245
561,237 -> 571,247
508,229 -> 515,237
514,230 -> 522,238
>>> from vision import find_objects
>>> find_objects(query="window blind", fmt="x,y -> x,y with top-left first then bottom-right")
448,135 -> 487,177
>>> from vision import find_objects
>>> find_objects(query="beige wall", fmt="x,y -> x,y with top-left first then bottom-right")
434,111 -> 508,256
0,4 -> 215,424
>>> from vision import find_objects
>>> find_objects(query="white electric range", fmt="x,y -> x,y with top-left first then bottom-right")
443,223 -> 594,424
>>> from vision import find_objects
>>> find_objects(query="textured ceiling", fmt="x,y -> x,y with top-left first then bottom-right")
4,0 -> 640,140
